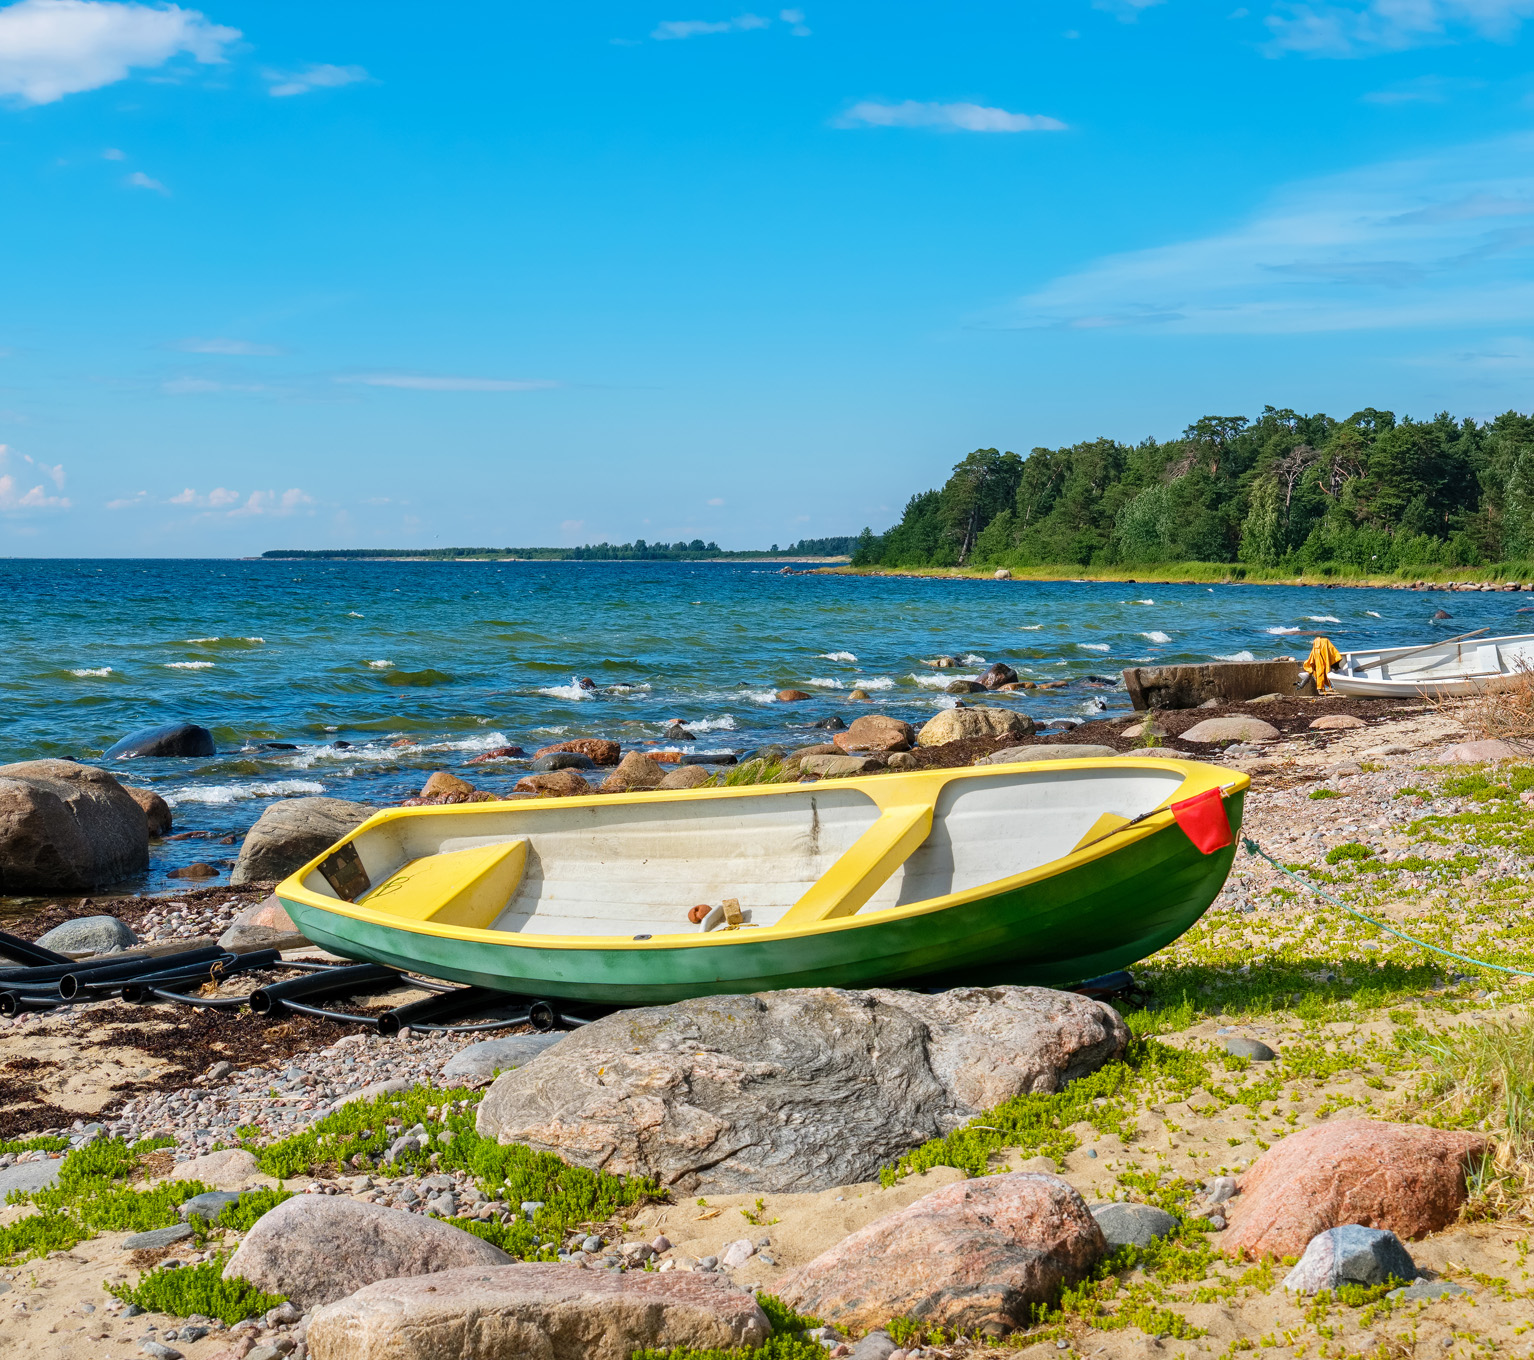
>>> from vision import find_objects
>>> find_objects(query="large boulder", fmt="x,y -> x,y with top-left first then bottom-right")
976,662 -> 1019,690
600,751 -> 666,793
514,771 -> 590,797
778,1173 -> 1105,1335
1224,1119 -> 1487,1261
230,797 -> 377,885
102,722 -> 215,759
0,760 -> 149,893
1181,716 -> 1280,744
833,715 -> 915,754
222,1194 -> 512,1310
218,893 -> 310,952
35,914 -> 138,956
307,1263 -> 770,1360
535,738 -> 621,766
917,708 -> 1035,747
122,786 -> 172,836
476,986 -> 1127,1195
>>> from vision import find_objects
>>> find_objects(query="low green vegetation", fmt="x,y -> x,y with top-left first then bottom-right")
107,1256 -> 287,1324
630,1293 -> 828,1360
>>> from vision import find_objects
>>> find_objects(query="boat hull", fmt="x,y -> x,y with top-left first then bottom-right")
279,786 -> 1244,1003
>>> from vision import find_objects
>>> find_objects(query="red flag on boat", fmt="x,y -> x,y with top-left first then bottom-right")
1170,787 -> 1234,854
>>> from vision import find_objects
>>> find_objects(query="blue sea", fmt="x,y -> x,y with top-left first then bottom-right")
1,559 -> 1521,893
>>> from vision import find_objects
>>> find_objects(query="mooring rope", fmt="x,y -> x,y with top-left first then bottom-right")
1240,836 -> 1534,979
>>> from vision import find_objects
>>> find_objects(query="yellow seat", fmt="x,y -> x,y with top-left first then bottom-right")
363,839 -> 528,929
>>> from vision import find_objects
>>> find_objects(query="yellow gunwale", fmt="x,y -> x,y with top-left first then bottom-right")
277,757 -> 1247,952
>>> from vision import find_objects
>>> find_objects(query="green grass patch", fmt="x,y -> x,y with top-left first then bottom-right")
1325,842 -> 1374,864
0,1212 -> 88,1264
107,1256 -> 287,1324
1308,789 -> 1342,801
0,1137 -> 70,1156
215,1188 -> 293,1233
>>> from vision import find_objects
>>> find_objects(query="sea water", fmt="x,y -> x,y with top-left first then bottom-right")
0,558 -> 1520,891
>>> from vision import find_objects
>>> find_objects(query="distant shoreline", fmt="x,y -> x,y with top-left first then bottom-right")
819,563 -> 1533,590
254,554 -> 852,564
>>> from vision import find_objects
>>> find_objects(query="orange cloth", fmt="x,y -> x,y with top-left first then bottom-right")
1304,635 -> 1342,693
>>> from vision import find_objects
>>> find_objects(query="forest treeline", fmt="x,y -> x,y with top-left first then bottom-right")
263,537 -> 858,562
852,407 -> 1534,573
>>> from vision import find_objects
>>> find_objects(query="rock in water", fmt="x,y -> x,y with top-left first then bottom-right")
513,771 -> 591,797
35,914 -> 138,956
777,689 -> 811,702
230,797 -> 378,886
306,1262 -> 769,1360
1282,1225 -> 1417,1294
535,739 -> 621,766
102,723 -> 215,760
0,761 -> 149,893
778,1173 -> 1105,1335
1180,717 -> 1280,744
476,986 -> 1127,1195
600,751 -> 666,793
420,771 -> 476,799
976,662 -> 1019,690
946,679 -> 984,695
218,893 -> 310,952
532,752 -> 597,772
123,785 -> 173,836
917,708 -> 1035,747
1091,1202 -> 1177,1250
1224,1119 -> 1487,1261
833,715 -> 915,753
657,765 -> 711,789
799,754 -> 882,778
223,1194 -> 513,1310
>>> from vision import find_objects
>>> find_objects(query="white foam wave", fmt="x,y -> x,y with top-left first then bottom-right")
164,778 -> 325,807
1140,631 -> 1171,643
540,676 -> 597,701
1215,650 -> 1256,662
747,690 -> 780,704
1132,599 -> 1154,605
1077,643 -> 1110,653
1366,610 -> 1382,618
1307,615 -> 1340,623
347,611 -> 364,617
818,651 -> 857,662
807,677 -> 844,689
70,667 -> 112,677
187,637 -> 218,642
165,661 -> 214,670
910,672 -> 977,688
1019,625 -> 1044,631
1265,626 -> 1301,635
855,676 -> 895,690
962,653 -> 986,665
689,715 -> 737,732
367,660 -> 393,669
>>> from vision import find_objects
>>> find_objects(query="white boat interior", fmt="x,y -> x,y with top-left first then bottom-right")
1333,631 -> 1534,697
296,765 -> 1191,939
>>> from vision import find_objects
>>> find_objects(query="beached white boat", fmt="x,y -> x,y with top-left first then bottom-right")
1329,630 -> 1534,698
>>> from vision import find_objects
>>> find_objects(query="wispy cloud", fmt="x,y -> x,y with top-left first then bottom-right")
1093,0 -> 1167,19
264,62 -> 370,97
0,0 -> 239,105
125,169 -> 168,193
650,11 -> 777,39
102,146 -> 125,159
162,376 -> 267,393
166,486 -> 314,515
339,374 -> 559,392
0,445 -> 70,511
105,490 -> 148,510
1265,0 -> 1534,56
997,132 -> 1534,334
1359,74 -> 1481,103
838,100 -> 1066,133
170,336 -> 284,355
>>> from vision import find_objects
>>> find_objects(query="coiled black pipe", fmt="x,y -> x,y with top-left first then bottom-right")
57,945 -> 225,1000
118,949 -> 282,1004
0,989 -> 67,1017
376,985 -> 524,1037
249,962 -> 401,1016
0,927 -> 70,968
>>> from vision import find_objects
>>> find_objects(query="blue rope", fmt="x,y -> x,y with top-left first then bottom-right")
1240,836 -> 1534,980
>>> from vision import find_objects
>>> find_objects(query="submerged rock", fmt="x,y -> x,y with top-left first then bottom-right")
600,751 -> 666,793
534,738 -> 621,766
532,752 -> 597,772
976,662 -> 1019,690
476,986 -> 1126,1195
307,1262 -> 769,1360
778,1173 -> 1105,1335
231,797 -> 378,886
0,760 -> 149,893
103,723 -> 215,759
514,771 -> 591,797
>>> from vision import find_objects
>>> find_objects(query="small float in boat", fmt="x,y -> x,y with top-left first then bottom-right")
1328,629 -> 1534,699
276,758 -> 1248,1005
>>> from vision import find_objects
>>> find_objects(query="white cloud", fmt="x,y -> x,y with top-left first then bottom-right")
707,496 -> 725,506
779,6 -> 810,34
102,145 -> 124,158
125,169 -> 167,193
0,0 -> 239,105
339,374 -> 558,392
166,485 -> 312,515
169,485 -> 239,507
106,490 -> 148,509
171,336 -> 283,355
838,100 -> 1066,133
264,62 -> 369,97
652,13 -> 770,39
1265,0 -> 1534,56
999,131 -> 1534,334
0,444 -> 70,511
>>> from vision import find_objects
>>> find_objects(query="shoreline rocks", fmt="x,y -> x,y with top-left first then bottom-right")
535,738 -> 621,766
231,797 -> 378,885
123,784 -> 173,835
102,722 -> 216,759
918,708 -> 1034,747
218,893 -> 311,953
0,760 -> 149,893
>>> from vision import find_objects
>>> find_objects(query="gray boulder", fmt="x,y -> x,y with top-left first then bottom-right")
532,752 -> 596,772
121,1224 -> 195,1251
103,723 -> 215,759
0,1158 -> 63,1197
35,914 -> 138,956
1091,1202 -> 1178,1250
1282,1225 -> 1418,1294
222,1194 -> 512,1310
0,760 -> 149,893
1223,1036 -> 1278,1061
231,797 -> 377,885
218,894 -> 310,952
441,1033 -> 566,1084
308,1262 -> 770,1360
476,986 -> 1128,1195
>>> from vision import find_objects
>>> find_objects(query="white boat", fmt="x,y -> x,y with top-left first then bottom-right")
1329,630 -> 1534,698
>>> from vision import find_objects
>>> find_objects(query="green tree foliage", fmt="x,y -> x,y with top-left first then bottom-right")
857,406 -> 1534,571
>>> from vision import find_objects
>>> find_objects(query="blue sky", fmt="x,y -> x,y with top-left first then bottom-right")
3,0 -> 1534,555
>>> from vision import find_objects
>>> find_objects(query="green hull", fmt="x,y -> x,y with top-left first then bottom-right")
280,790 -> 1242,1003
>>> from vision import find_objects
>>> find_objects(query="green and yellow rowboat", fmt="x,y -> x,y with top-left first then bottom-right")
275,756 -> 1248,1004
